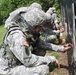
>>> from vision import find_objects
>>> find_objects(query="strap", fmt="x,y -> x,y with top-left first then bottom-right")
7,26 -> 21,36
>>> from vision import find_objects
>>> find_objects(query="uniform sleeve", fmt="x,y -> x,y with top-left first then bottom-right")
51,30 -> 60,35
37,39 -> 65,52
7,30 -> 31,65
7,30 -> 57,67
28,54 -> 56,66
49,43 -> 64,51
42,29 -> 60,35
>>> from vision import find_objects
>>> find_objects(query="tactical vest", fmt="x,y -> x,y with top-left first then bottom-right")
0,26 -> 23,68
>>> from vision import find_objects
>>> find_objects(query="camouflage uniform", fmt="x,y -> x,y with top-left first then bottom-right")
0,3 -> 64,75
41,7 -> 61,43
41,28 -> 60,43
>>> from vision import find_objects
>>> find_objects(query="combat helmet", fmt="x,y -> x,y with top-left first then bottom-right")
30,2 -> 42,9
51,7 -> 56,12
46,9 -> 53,15
45,13 -> 51,21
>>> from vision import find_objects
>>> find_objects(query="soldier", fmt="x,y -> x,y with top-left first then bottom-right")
4,2 -> 72,56
41,7 -> 64,43
41,27 -> 64,43
50,7 -> 65,43
0,3 -> 60,75
0,2 -> 72,75
46,7 -> 61,30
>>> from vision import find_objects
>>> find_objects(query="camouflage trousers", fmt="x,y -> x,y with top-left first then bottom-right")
5,65 -> 49,75
0,64 -> 49,75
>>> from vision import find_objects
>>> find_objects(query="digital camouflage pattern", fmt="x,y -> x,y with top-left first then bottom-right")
0,3 -> 65,75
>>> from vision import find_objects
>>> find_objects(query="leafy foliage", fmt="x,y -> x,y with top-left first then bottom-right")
0,0 -> 62,25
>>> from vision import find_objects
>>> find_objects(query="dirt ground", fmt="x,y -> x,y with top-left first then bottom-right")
48,52 -> 72,75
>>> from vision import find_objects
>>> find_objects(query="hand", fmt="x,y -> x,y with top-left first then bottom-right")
64,43 -> 73,47
59,28 -> 64,33
55,60 -> 60,68
64,43 -> 73,51
23,40 -> 29,47
55,23 -> 59,30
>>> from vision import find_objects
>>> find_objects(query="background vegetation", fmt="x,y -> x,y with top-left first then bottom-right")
0,25 -> 6,45
0,0 -> 62,25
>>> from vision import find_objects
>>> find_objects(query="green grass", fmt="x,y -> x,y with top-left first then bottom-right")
46,51 -> 60,74
0,25 -> 6,45
46,50 -> 60,59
